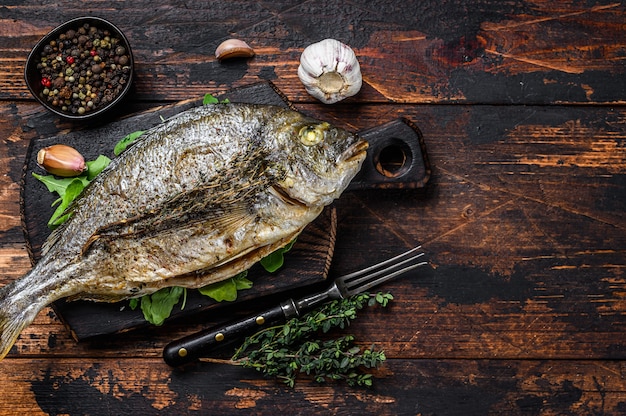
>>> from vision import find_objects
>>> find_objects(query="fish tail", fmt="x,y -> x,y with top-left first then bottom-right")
0,272 -> 48,361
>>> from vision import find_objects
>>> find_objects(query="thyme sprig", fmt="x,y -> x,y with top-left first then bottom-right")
226,292 -> 393,387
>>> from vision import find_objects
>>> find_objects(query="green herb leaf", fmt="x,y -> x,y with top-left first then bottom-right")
203,93 -> 230,105
233,273 -> 254,290
48,178 -> 85,227
260,239 -> 296,273
231,292 -> 392,388
32,173 -> 88,196
198,272 -> 252,302
203,93 -> 219,105
140,286 -> 184,326
114,130 -> 145,156
199,278 -> 237,302
85,155 -> 111,179
33,154 -> 112,228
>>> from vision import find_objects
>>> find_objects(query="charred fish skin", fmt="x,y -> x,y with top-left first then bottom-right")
0,103 -> 367,360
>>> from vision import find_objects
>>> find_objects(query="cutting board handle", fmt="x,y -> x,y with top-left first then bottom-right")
348,118 -> 431,190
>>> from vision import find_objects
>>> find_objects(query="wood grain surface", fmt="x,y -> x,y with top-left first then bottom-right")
1,0 -> 625,415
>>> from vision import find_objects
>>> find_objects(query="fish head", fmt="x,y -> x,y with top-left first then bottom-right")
270,114 -> 368,207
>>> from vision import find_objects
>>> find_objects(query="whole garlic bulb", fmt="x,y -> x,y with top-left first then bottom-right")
298,39 -> 362,104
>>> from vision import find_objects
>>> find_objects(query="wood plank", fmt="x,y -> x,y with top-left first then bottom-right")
1,0 -> 625,413
1,358 -> 625,415
1,1 -> 625,105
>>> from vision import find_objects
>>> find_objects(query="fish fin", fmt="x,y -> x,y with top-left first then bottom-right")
0,309 -> 26,361
0,279 -> 39,361
82,202 -> 256,255
41,196 -> 82,255
42,223 -> 65,255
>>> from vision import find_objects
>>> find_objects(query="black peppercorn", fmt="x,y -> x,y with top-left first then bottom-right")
34,22 -> 131,116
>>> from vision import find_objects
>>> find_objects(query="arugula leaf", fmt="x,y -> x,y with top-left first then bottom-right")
139,286 -> 185,326
260,239 -> 296,272
86,155 -> 111,179
32,173 -> 88,196
33,154 -> 112,228
198,272 -> 253,302
48,178 -> 85,227
203,93 -> 230,105
114,130 -> 145,156
203,93 -> 219,105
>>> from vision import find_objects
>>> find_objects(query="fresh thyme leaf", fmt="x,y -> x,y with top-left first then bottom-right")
114,130 -> 145,156
230,292 -> 392,388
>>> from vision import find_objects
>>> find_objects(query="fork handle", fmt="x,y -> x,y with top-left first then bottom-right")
163,299 -> 300,366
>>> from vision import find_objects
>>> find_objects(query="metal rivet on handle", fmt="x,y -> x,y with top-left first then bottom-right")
215,333 -> 225,342
178,348 -> 188,357
256,316 -> 265,325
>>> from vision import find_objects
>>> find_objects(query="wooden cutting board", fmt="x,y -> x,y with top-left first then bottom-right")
20,82 -> 429,340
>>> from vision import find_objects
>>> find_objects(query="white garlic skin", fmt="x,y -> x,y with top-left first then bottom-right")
298,39 -> 362,104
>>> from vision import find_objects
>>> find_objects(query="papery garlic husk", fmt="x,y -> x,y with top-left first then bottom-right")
298,39 -> 362,104
215,39 -> 255,60
37,144 -> 86,177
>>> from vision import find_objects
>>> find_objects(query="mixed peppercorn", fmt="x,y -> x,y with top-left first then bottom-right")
35,22 -> 131,116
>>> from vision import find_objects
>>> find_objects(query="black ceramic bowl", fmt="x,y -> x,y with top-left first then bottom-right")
25,16 -> 134,120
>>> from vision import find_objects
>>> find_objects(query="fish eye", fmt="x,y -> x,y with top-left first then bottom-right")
298,123 -> 330,146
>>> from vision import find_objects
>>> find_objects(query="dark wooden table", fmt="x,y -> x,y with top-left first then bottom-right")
1,1 -> 625,414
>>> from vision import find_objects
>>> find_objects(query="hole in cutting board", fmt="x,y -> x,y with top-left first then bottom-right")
374,138 -> 413,178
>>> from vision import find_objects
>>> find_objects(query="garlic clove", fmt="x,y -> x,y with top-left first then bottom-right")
215,39 -> 255,61
37,144 -> 86,177
298,39 -> 362,104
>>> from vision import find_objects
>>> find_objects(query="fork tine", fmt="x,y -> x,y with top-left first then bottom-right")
345,258 -> 427,295
340,246 -> 423,281
344,251 -> 426,290
342,247 -> 427,294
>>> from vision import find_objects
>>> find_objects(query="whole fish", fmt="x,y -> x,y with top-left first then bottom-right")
0,103 -> 367,360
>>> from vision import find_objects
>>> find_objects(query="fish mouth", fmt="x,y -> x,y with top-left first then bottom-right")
338,139 -> 368,163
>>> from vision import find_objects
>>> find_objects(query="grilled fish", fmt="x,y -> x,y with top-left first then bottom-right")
0,103 -> 367,360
